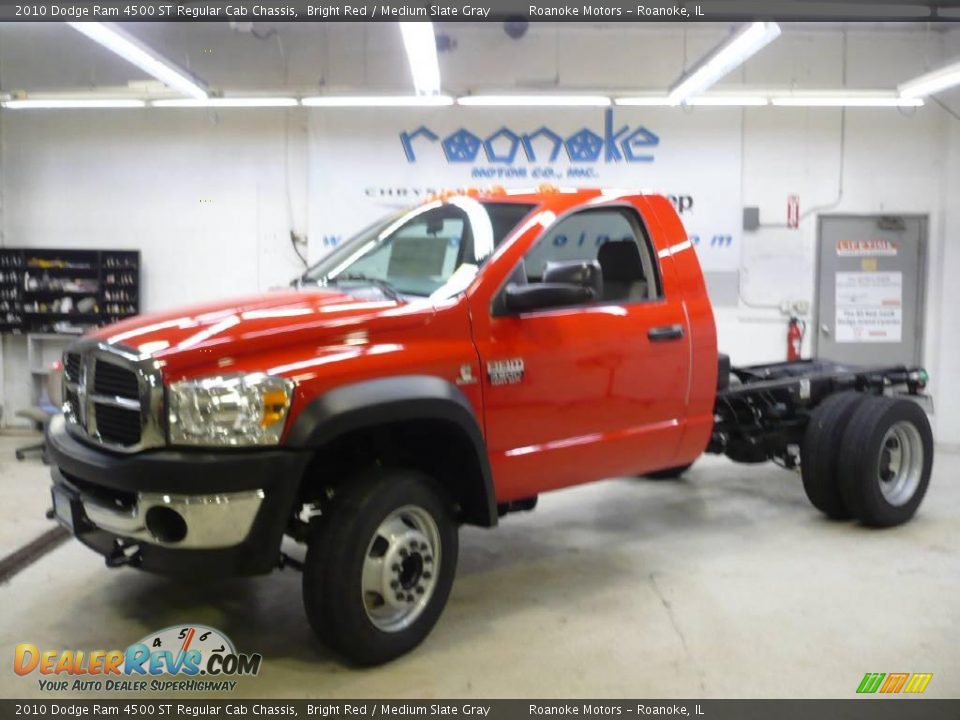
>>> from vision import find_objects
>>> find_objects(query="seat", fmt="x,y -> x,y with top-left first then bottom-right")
15,362 -> 63,463
597,239 -> 648,301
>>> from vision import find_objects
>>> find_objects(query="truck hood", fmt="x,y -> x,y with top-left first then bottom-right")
89,289 -> 425,367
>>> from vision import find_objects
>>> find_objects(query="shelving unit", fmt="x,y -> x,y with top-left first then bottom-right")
0,247 -> 140,335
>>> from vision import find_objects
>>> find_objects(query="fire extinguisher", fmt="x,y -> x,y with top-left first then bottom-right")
787,316 -> 806,362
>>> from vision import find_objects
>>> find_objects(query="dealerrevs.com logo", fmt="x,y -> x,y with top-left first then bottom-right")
14,625 -> 261,693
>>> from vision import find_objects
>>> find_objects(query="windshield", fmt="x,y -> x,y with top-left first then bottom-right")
299,199 -> 536,298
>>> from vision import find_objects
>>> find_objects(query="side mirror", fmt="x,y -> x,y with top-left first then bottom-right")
503,283 -> 594,313
543,260 -> 603,299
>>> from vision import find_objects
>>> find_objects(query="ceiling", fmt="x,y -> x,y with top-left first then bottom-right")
0,21 -> 957,97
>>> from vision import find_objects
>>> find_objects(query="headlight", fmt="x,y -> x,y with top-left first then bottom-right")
168,373 -> 294,447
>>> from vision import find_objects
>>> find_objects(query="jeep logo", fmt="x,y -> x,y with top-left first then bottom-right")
401,109 -> 659,165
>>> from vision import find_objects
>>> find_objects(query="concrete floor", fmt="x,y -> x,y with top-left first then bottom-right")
0,431 -> 957,699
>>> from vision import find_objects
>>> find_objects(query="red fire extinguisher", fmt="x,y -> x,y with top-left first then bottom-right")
787,316 -> 806,362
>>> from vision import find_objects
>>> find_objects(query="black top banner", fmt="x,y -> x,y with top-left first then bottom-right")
3,0 -> 960,23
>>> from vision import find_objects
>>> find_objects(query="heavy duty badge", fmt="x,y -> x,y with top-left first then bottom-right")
487,359 -> 525,385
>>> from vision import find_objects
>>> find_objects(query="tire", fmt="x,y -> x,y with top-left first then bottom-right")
839,396 -> 934,528
302,469 -> 458,665
644,462 -> 694,480
800,392 -> 866,519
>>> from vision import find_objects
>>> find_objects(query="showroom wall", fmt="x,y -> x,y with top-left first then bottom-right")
0,24 -> 959,447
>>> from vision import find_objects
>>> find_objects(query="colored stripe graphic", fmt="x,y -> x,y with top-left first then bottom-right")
904,673 -> 933,694
857,673 -> 886,694
857,672 -> 932,694
880,673 -> 909,693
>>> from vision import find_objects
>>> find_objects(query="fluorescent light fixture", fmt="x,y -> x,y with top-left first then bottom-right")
614,96 -> 673,106
153,97 -> 298,108
458,95 -> 611,107
68,22 -> 208,99
301,95 -> 455,107
399,22 -> 441,96
1,98 -> 146,109
771,95 -> 923,107
669,22 -> 781,105
686,95 -> 769,106
899,59 -> 960,98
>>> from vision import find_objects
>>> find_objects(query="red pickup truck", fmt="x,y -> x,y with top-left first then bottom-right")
46,188 -> 933,665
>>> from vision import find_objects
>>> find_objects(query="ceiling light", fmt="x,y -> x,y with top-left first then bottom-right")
458,95 -> 611,107
399,22 -> 441,95
301,95 -> 455,107
669,22 -> 781,105
1,99 -> 146,109
614,96 -> 673,106
686,95 -> 769,106
68,22 -> 208,99
899,59 -> 960,98
153,97 -> 298,108
771,95 -> 923,107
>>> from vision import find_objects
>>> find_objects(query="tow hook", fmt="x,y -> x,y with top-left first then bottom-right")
278,553 -> 304,572
105,540 -> 141,569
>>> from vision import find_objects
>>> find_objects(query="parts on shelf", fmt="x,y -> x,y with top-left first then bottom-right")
0,247 -> 141,334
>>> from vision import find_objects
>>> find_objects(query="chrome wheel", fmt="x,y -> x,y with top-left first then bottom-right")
361,505 -> 441,633
878,421 -> 924,507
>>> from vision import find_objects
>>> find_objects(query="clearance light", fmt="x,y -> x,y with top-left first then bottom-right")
399,22 -> 441,96
458,95 -> 612,107
899,59 -> 960,98
668,22 -> 781,105
301,95 -> 454,107
68,23 -> 208,99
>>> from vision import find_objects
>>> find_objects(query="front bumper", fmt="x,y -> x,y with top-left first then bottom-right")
46,414 -> 311,577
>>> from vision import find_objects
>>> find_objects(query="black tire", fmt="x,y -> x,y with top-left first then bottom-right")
644,462 -> 694,480
302,469 -> 458,665
839,396 -> 933,528
800,392 -> 866,519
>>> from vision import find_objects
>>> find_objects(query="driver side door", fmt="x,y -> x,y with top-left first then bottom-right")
470,205 -> 691,502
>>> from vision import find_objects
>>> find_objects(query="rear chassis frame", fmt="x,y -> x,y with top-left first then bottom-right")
709,359 -> 929,468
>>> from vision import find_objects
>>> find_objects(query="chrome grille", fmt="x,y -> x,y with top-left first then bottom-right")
64,353 -> 81,383
62,340 -> 165,453
94,361 -> 139,400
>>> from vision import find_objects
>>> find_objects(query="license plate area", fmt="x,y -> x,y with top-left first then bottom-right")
51,485 -> 84,534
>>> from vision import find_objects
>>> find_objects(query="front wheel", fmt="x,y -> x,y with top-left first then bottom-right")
643,462 -> 694,480
302,469 -> 458,665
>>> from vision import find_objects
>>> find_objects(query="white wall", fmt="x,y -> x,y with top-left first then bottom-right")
1,24 -> 959,446
0,108 -> 310,418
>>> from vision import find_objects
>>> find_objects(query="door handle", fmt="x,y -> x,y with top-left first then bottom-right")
821,324 -> 831,336
648,324 -> 685,342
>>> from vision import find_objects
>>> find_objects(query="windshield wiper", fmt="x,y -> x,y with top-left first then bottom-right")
331,273 -> 402,301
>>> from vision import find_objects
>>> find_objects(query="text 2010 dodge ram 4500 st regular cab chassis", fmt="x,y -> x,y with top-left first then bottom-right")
46,188 -> 934,665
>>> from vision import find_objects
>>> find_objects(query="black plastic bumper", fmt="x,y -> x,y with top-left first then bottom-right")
47,416 -> 311,578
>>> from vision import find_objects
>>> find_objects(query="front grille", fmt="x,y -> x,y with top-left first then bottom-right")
94,361 -> 139,399
94,404 -> 142,446
62,342 -> 163,453
64,353 -> 81,383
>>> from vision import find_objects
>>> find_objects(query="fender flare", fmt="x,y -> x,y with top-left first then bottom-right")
285,375 -> 497,527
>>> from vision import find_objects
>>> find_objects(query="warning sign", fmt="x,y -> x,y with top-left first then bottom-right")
836,239 -> 898,257
835,271 -> 902,343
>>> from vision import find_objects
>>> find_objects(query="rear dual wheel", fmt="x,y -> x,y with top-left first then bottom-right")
801,394 -> 932,527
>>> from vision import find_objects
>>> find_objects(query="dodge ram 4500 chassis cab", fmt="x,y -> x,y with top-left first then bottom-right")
47,188 -> 934,665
